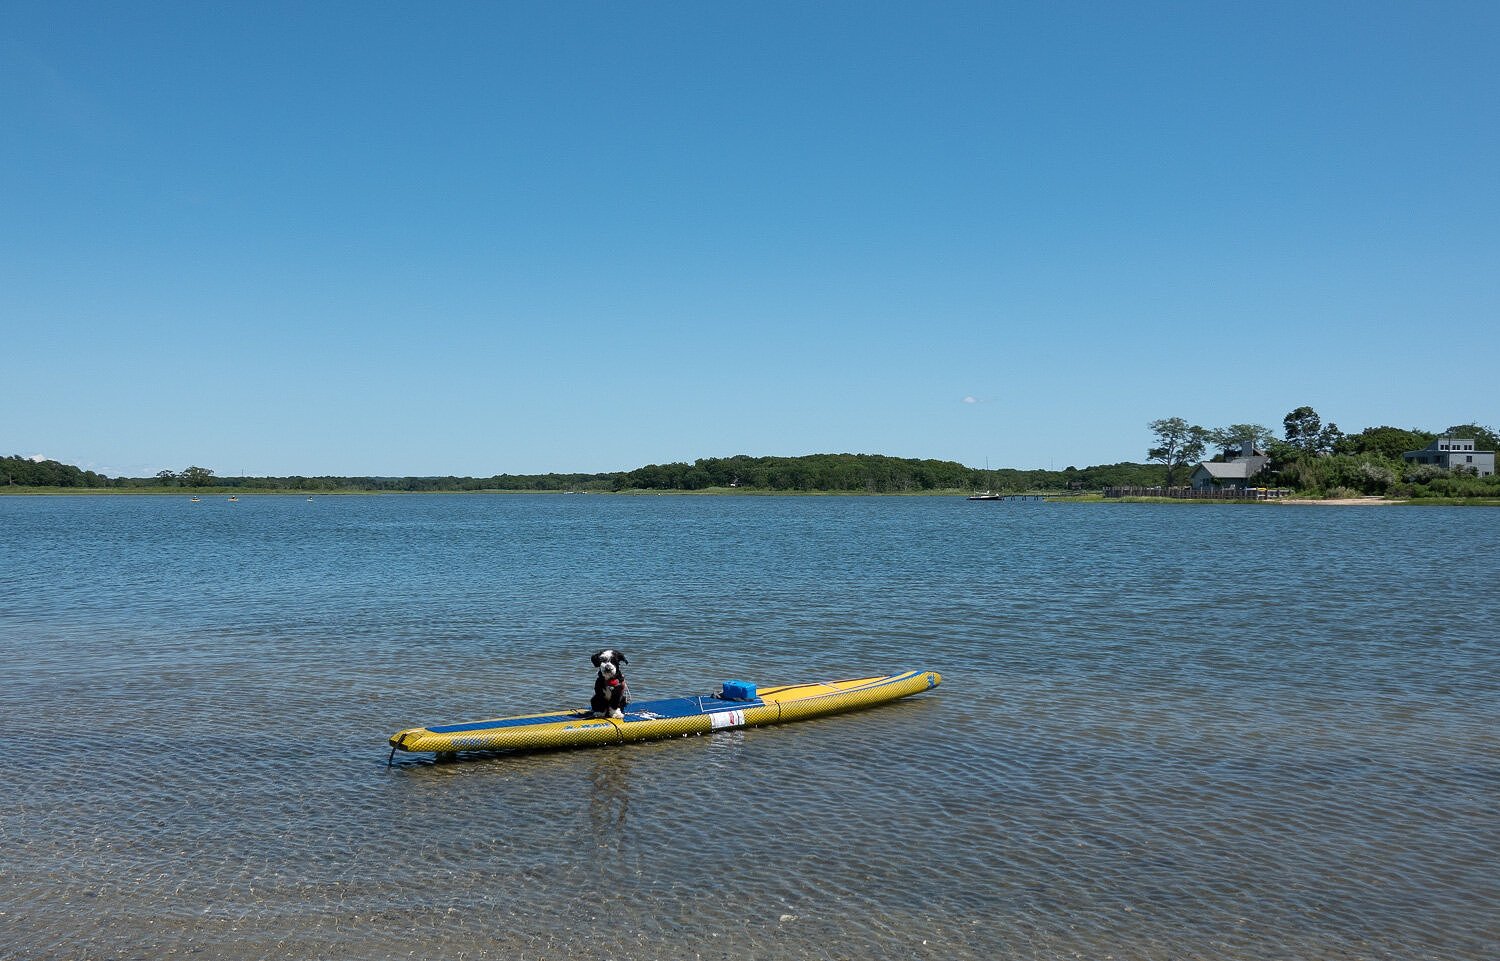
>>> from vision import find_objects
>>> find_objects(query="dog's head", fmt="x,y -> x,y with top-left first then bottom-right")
592,648 -> 628,681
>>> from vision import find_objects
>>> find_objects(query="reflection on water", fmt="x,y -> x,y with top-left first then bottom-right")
1,495 -> 1497,960
588,750 -> 632,856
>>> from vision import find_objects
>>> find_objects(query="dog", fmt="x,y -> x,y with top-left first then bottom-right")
590,649 -> 630,718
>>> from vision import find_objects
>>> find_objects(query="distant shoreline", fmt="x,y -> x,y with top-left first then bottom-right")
5,487 -> 1496,505
0,486 -> 979,497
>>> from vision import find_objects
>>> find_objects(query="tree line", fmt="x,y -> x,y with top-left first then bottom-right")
613,453 -> 1164,493
11,411 -> 1496,498
1146,408 -> 1499,499
1,456 -> 110,488
5,452 -> 1167,493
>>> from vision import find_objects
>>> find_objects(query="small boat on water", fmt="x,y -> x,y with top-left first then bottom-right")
968,460 -> 1003,500
190,496 -> 200,503
388,670 -> 941,761
227,495 -> 239,502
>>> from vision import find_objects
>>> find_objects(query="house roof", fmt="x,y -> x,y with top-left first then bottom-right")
1195,454 -> 1270,480
1197,461 -> 1255,480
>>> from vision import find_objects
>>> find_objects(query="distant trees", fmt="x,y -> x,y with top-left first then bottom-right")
1064,462 -> 1169,488
1146,418 -> 1209,487
4,452 -> 1156,495
1334,426 -> 1436,461
608,454 -> 1172,493
2,455 -> 108,488
614,454 -> 987,493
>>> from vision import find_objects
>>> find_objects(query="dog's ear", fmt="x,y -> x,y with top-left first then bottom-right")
591,650 -> 604,667
616,652 -> 628,664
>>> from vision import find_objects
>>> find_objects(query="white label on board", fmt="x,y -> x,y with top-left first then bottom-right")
710,710 -> 746,730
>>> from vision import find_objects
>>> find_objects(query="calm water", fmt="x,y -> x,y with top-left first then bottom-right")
1,495 -> 1496,961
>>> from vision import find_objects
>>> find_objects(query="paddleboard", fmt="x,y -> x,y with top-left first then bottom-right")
388,670 -> 941,758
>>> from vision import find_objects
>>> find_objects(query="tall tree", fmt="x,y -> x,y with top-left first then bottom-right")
181,466 -> 216,487
1147,418 -> 1209,487
1208,424 -> 1275,458
1282,406 -> 1321,450
1283,406 -> 1342,454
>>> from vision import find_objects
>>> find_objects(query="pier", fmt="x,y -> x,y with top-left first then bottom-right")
1103,486 -> 1290,500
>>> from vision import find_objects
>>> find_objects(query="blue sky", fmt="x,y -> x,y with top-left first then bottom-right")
4,2 -> 1497,477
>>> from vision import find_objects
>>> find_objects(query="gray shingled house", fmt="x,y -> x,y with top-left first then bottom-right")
1190,443 -> 1271,491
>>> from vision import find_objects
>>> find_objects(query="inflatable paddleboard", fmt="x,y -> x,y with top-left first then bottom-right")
388,670 -> 941,759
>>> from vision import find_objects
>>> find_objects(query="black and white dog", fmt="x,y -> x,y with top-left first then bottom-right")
590,649 -> 630,718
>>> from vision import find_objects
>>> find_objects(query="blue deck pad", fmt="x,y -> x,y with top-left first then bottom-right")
426,711 -> 583,734
426,694 -> 764,734
622,695 -> 765,722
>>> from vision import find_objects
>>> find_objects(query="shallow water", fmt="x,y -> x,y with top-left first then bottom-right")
1,495 -> 1496,960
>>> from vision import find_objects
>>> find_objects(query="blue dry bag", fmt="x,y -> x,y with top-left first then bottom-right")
720,680 -> 757,701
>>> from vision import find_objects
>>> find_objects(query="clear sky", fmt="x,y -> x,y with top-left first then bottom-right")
4,2 -> 1497,477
